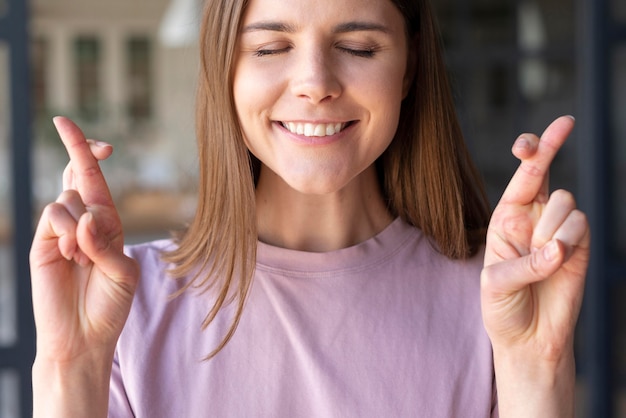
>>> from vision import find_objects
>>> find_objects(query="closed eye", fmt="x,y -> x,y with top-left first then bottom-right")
338,46 -> 376,58
253,45 -> 292,57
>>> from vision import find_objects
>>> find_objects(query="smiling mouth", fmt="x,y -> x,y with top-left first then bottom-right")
280,121 -> 352,137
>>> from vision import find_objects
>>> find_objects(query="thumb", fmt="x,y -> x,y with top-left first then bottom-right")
482,239 -> 565,296
76,212 -> 139,290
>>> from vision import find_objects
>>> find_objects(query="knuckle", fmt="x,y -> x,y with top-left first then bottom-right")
42,201 -> 66,219
526,250 -> 546,278
79,165 -> 102,179
501,214 -> 533,239
519,161 -> 544,178
569,208 -> 587,225
550,189 -> 576,208
93,232 -> 112,254
55,189 -> 80,203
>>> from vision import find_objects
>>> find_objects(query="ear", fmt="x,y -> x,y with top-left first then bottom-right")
402,34 -> 418,98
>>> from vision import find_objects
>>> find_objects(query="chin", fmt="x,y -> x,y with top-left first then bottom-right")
260,160 -> 362,196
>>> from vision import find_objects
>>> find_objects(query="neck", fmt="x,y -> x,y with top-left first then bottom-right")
255,165 -> 393,252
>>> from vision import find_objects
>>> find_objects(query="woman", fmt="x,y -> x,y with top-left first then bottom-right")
30,0 -> 589,416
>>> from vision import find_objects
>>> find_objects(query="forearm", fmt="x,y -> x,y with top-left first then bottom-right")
32,353 -> 113,418
493,345 -> 576,418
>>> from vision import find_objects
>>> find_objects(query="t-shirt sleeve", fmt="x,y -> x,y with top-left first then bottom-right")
108,350 -> 134,417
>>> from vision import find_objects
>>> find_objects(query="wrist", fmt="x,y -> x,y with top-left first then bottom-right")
492,345 -> 576,418
32,352 -> 113,418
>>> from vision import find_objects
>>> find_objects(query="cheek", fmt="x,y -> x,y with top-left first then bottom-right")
233,67 -> 255,119
367,81 -> 404,136
233,63 -> 283,124
349,60 -> 407,112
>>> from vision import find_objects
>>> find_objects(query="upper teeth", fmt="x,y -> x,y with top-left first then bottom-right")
283,122 -> 345,137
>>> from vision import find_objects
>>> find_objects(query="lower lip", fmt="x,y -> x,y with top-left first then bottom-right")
274,122 -> 355,146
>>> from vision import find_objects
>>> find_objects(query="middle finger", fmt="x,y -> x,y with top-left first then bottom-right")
531,189 -> 577,249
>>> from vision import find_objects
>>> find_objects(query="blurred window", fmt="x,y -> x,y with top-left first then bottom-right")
75,37 -> 101,121
436,1 -> 516,48
127,37 -> 152,122
31,37 -> 48,118
434,0 -> 577,206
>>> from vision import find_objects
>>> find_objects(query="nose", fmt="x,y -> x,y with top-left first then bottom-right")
290,49 -> 342,103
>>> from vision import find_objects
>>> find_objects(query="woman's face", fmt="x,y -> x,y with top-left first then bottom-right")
233,0 -> 411,195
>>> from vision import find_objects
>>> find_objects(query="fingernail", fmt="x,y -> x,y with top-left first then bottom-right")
64,246 -> 76,261
514,135 -> 531,150
566,115 -> 576,122
543,240 -> 559,261
94,141 -> 111,148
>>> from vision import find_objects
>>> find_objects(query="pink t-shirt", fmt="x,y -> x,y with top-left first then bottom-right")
110,218 -> 498,417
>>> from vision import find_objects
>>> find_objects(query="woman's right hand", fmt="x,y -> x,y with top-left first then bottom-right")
30,116 -> 139,365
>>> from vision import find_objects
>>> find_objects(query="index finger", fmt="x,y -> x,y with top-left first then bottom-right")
500,115 -> 575,205
53,116 -> 114,207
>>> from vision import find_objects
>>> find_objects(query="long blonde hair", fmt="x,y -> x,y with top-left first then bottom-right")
163,0 -> 490,358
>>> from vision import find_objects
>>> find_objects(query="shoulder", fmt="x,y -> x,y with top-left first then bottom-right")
124,239 -> 176,269
391,223 -> 486,323
123,239 -> 183,292
121,239 -> 191,331
392,220 -> 485,281
420,240 -> 485,302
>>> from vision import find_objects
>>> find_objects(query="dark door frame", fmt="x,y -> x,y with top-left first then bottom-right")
0,0 -> 35,416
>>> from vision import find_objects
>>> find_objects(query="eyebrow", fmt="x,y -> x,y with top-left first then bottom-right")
240,21 -> 391,35
241,22 -> 297,34
333,21 -> 391,34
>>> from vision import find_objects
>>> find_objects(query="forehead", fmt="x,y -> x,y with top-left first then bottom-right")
239,0 -> 406,31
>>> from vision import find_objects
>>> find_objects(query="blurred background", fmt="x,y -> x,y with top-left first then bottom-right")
0,0 -> 624,416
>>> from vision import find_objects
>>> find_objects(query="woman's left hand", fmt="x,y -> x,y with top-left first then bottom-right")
481,115 -> 590,415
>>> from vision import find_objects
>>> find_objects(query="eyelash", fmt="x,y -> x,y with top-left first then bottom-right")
252,46 -> 376,58
253,47 -> 291,57
339,47 -> 376,58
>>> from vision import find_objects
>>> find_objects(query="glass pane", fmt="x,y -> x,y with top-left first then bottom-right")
435,0 -> 516,49
75,37 -> 101,121
448,61 -> 518,206
533,0 -> 575,45
0,370 -> 19,418
446,57 -> 577,207
612,45 -> 626,258
523,57 -> 577,194
0,41 -> 17,347
614,0 -> 626,24
31,37 -> 48,119
32,33 -> 65,218
127,37 -> 152,123
437,0 -> 577,209
472,1 -> 516,46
